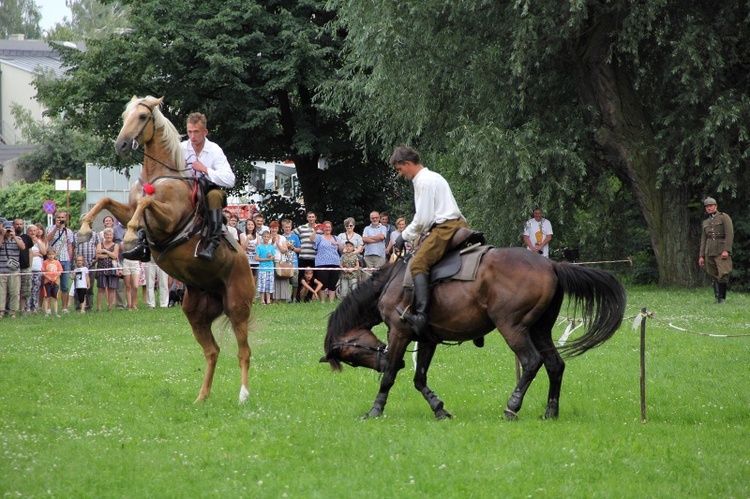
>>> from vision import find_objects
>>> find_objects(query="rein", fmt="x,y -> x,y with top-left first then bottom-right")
332,332 -> 388,370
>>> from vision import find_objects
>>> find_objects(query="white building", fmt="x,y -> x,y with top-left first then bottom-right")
0,36 -> 83,188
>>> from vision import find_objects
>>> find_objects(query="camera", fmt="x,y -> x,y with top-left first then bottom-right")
3,221 -> 13,235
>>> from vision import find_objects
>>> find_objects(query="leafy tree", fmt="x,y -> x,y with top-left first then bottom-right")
35,0 -> 396,228
0,0 -> 42,39
12,104 -> 100,179
330,0 -> 750,287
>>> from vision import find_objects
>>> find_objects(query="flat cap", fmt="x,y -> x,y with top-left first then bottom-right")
704,197 -> 717,206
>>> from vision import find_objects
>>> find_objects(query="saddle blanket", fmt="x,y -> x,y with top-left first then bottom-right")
403,244 -> 492,288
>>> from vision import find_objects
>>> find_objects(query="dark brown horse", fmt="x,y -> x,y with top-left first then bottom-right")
78,96 -> 255,403
322,247 -> 626,420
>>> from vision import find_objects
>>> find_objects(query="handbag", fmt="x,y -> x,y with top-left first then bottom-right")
275,257 -> 295,279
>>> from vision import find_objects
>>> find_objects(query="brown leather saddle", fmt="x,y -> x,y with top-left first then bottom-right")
403,228 -> 488,287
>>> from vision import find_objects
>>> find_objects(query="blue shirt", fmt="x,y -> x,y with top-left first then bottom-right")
362,224 -> 388,258
255,243 -> 276,271
313,235 -> 341,266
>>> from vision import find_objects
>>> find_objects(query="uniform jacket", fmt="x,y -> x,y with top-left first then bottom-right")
700,212 -> 733,257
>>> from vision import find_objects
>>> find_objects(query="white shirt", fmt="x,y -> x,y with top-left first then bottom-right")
402,167 -> 463,242
181,137 -> 235,188
523,218 -> 554,258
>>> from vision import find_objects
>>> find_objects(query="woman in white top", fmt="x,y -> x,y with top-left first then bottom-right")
269,221 -> 290,303
336,217 -> 364,255
240,219 -> 260,282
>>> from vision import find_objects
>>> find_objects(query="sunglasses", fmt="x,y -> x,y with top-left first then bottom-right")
345,224 -> 354,227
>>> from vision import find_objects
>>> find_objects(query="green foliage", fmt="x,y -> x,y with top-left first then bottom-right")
11,104 -> 101,181
0,179 -> 85,228
35,0 -> 396,220
1,288 -> 749,496
0,0 -> 42,38
329,0 -> 750,287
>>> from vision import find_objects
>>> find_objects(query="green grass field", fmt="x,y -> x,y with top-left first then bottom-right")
1,286 -> 749,497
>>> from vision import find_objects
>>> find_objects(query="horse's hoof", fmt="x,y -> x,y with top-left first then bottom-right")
504,408 -> 519,421
361,408 -> 381,420
238,386 -> 250,404
541,411 -> 558,420
435,408 -> 453,420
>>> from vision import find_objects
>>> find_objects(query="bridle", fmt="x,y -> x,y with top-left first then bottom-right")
128,100 -> 190,174
331,332 -> 388,371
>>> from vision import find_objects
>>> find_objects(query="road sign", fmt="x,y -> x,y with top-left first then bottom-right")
43,200 -> 57,215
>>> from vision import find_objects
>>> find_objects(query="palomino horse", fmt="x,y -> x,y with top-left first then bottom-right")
78,95 -> 255,403
322,247 -> 626,420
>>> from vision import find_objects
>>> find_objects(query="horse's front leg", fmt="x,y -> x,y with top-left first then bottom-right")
123,197 -> 183,250
362,335 -> 409,419
79,197 -> 134,242
413,341 -> 451,420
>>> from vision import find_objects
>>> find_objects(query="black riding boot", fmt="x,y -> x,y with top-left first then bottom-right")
713,281 -> 721,303
121,229 -> 151,262
198,208 -> 223,261
402,273 -> 430,337
718,282 -> 727,303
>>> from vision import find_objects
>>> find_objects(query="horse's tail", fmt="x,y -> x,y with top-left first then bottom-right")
554,263 -> 627,358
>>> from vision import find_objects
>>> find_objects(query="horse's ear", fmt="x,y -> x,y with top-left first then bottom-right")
156,96 -> 164,106
130,95 -> 139,101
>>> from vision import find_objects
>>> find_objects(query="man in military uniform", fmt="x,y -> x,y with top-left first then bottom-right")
698,197 -> 733,303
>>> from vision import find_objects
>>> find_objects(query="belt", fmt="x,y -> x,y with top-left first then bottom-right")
708,235 -> 725,240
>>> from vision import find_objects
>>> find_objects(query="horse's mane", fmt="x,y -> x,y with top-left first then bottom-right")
324,260 -> 404,353
125,96 -> 185,171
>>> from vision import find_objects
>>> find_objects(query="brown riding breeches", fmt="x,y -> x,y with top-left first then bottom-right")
410,219 -> 469,277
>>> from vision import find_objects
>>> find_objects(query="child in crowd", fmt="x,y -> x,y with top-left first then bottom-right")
338,240 -> 360,299
254,229 -> 276,305
42,248 -> 63,317
73,255 -> 91,314
299,268 -> 323,302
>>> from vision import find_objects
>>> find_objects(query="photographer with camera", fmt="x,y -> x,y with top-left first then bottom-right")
0,219 -> 26,318
46,211 -> 75,314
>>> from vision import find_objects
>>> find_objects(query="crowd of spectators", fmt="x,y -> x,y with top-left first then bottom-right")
0,208 -> 405,316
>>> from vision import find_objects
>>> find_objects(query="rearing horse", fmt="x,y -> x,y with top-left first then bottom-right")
322,247 -> 626,420
78,95 -> 255,403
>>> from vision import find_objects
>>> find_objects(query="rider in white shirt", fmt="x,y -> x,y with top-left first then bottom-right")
123,112 -> 235,262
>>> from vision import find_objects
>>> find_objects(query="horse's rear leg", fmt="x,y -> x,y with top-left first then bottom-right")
183,289 -> 223,402
225,294 -> 252,404
413,342 -> 451,420
503,330 -> 544,420
530,331 -> 565,419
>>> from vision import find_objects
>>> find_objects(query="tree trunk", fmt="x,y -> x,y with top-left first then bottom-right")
570,12 -> 700,286
292,153 -> 325,214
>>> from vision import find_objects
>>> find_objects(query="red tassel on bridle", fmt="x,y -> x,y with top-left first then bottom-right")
143,183 -> 156,195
